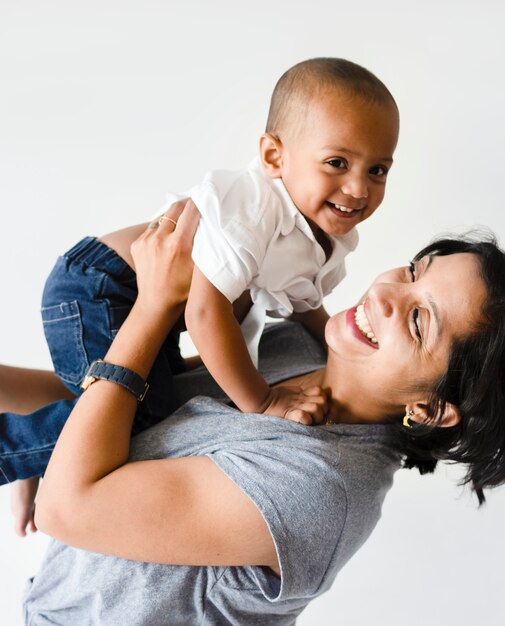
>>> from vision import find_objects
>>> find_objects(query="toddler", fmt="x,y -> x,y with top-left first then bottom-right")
2,57 -> 399,535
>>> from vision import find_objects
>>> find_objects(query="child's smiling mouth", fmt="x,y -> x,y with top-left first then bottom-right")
325,201 -> 365,218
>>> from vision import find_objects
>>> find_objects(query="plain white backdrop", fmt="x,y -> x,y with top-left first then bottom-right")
1,1 -> 505,624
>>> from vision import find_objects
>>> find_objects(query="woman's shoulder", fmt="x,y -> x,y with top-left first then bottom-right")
129,397 -> 399,602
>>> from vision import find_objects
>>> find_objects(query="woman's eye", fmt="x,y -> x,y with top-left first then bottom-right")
413,308 -> 422,340
327,158 -> 347,169
369,165 -> 388,177
409,262 -> 422,341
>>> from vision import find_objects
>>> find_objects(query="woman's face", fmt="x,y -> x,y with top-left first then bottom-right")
325,252 -> 488,421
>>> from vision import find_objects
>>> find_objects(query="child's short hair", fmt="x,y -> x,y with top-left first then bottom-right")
266,57 -> 398,138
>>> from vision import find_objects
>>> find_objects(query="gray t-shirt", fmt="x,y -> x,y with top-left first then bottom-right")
23,323 -> 400,625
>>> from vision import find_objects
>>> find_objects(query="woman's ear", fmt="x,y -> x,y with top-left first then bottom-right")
259,133 -> 283,178
406,401 -> 462,428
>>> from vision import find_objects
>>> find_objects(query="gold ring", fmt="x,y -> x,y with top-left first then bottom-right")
158,216 -> 178,228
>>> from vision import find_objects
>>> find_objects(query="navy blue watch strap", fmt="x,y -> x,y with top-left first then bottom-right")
80,359 -> 149,402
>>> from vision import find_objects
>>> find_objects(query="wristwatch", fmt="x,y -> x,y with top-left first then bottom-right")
80,359 -> 149,402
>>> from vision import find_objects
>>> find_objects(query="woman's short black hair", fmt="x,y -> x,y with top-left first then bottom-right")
393,231 -> 505,504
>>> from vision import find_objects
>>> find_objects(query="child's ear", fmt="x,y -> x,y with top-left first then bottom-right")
259,133 -> 283,178
406,401 -> 462,428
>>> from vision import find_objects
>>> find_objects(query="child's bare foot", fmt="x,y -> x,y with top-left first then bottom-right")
10,477 -> 39,537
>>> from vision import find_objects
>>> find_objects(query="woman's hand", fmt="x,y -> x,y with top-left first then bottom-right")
131,199 -> 200,321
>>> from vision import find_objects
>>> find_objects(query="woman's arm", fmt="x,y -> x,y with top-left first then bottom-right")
35,201 -> 278,571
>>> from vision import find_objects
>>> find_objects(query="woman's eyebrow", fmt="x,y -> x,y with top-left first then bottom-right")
423,256 -> 441,338
427,294 -> 441,338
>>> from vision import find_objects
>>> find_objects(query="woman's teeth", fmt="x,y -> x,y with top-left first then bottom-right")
354,304 -> 378,344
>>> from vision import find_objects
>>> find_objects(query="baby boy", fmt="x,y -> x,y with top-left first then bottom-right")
4,57 -> 399,535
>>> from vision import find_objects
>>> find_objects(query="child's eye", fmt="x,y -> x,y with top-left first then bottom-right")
327,158 -> 347,169
369,165 -> 389,177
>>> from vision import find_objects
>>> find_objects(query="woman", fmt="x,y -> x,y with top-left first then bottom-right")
22,201 -> 505,624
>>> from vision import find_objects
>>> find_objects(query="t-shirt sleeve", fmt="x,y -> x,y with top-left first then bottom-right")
206,425 -> 348,601
190,175 -> 279,303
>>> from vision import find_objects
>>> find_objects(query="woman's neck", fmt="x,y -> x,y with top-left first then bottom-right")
279,367 -> 392,425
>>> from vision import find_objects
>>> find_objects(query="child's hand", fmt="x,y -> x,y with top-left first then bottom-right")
260,385 -> 328,424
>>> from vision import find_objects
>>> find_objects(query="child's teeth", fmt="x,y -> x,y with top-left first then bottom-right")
334,204 -> 354,213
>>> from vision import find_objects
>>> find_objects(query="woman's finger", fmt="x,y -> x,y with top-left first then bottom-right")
157,215 -> 178,228
176,200 -> 200,247
142,199 -> 190,237
163,198 -> 190,222
154,199 -> 200,243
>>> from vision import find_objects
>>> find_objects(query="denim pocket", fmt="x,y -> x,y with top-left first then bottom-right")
41,300 -> 89,386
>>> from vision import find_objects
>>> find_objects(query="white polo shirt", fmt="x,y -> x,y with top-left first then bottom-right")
161,157 -> 358,363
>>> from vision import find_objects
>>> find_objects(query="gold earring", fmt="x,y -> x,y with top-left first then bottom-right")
403,410 -> 414,428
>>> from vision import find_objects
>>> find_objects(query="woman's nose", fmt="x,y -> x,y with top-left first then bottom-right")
367,282 -> 407,318
340,172 -> 368,199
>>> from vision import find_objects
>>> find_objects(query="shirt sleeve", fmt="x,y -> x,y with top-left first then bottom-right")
207,422 -> 348,601
190,173 -> 280,303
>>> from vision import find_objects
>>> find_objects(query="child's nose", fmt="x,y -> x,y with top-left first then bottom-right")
341,172 -> 368,199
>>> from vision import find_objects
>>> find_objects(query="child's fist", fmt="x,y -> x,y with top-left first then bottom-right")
260,385 -> 328,425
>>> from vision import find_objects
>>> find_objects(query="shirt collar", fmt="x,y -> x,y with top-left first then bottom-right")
249,157 -> 310,238
269,178 -> 317,239
250,157 -> 358,250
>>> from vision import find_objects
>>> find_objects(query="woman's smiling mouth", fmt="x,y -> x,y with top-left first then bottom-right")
345,304 -> 379,349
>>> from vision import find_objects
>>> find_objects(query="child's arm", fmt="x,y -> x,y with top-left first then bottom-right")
185,268 -> 327,424
289,305 -> 330,348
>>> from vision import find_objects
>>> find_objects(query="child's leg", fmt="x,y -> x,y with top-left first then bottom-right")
0,398 -> 77,484
0,364 -> 74,414
10,477 -> 39,536
0,365 -> 74,535
0,364 -> 77,483
40,237 -> 134,397
41,237 -> 185,432
0,238 -> 184,485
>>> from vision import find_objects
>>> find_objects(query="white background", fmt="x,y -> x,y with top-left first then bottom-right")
1,1 -> 505,624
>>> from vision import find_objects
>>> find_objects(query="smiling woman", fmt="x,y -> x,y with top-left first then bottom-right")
323,250 -> 487,427
16,213 -> 505,624
394,236 -> 505,502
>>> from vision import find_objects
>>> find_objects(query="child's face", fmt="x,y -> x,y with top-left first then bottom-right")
267,92 -> 399,237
